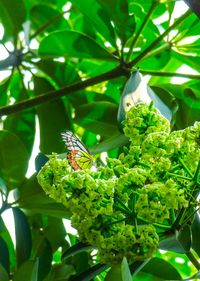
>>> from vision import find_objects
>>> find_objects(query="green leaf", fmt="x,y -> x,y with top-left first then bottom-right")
173,51 -> 200,72
97,0 -> 135,45
191,213 -> 200,256
74,101 -> 119,136
37,239 -> 52,281
12,208 -> 32,267
140,257 -> 182,280
184,270 -> 200,280
17,174 -> 71,218
35,153 -> 49,172
0,77 -> 10,106
3,72 -> 36,156
13,259 -> 39,281
0,217 -> 15,269
62,242 -> 93,261
71,263 -> 108,281
159,227 -> 191,254
30,4 -> 70,34
36,60 -> 80,87
0,264 -> 9,281
44,264 -> 75,281
34,76 -> 70,154
139,50 -> 171,71
90,132 -> 128,154
0,237 -> 9,273
157,81 -> 200,128
105,264 -> 123,281
71,0 -> 117,47
178,225 -> 191,253
0,177 -> 7,194
121,257 -> 132,281
0,0 -> 26,39
4,109 -> 35,157
38,30 -> 117,60
44,217 -> 66,252
0,130 -> 29,189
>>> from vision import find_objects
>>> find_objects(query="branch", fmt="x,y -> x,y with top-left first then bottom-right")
126,0 -> 158,62
0,65 -> 128,117
140,70 -> 200,79
129,9 -> 192,67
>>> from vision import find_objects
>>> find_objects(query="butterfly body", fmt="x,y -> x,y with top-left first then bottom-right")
61,130 -> 94,170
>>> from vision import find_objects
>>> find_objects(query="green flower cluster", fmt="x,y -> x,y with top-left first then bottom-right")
37,103 -> 200,265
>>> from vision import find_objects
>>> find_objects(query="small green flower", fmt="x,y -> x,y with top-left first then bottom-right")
37,103 -> 198,265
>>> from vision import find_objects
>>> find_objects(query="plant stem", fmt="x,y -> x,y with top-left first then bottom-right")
193,159 -> 200,183
30,10 -> 70,39
126,0 -> 157,62
167,172 -> 192,181
169,209 -> 176,224
0,65 -> 128,117
129,9 -> 192,67
172,207 -> 185,229
140,42 -> 171,61
186,250 -> 200,270
178,158 -> 193,178
115,195 -> 132,215
140,70 -> 200,79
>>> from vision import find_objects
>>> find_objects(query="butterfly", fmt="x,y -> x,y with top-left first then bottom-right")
61,130 -> 94,170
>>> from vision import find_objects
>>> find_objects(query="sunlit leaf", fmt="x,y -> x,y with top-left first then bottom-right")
75,101 -> 119,136
71,0 -> 117,47
34,76 -> 70,154
97,0 -> 135,45
30,4 -> 70,34
38,30 -> 117,60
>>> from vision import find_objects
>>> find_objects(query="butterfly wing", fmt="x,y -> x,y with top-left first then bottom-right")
61,131 -> 94,170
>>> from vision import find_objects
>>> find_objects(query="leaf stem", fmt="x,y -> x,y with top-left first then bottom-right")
30,10 -> 70,40
140,42 -> 171,61
166,172 -> 192,181
193,159 -> 200,183
186,250 -> 200,270
140,70 -> 200,79
115,195 -> 132,215
178,158 -> 193,178
126,0 -> 157,62
129,9 -> 192,67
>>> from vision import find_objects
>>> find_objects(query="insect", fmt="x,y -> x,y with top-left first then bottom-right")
61,130 -> 94,170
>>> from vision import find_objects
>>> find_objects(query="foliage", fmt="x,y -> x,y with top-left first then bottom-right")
0,0 -> 200,280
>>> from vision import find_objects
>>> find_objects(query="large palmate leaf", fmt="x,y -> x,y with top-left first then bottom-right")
30,4 -> 70,34
97,0 -> 136,46
34,76 -> 70,154
0,0 -> 26,40
0,131 -> 29,189
38,30 -> 117,60
74,101 -> 119,136
13,208 -> 32,267
71,0 -> 117,47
